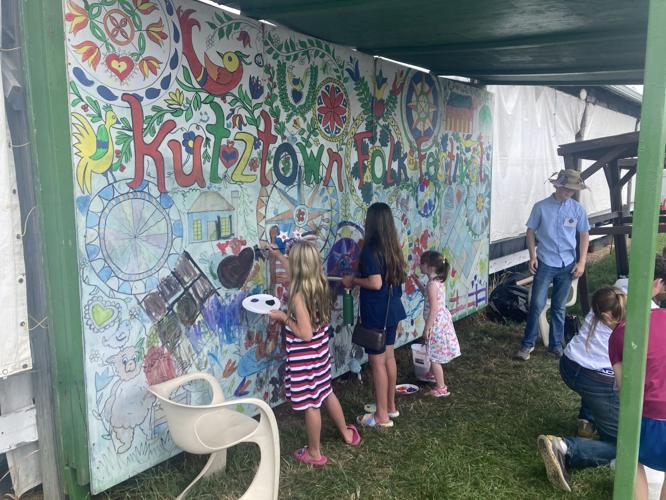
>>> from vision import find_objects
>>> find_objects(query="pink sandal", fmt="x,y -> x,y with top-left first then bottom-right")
346,425 -> 362,446
293,446 -> 328,466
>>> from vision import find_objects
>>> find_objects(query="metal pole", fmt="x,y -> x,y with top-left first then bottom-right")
613,0 -> 666,497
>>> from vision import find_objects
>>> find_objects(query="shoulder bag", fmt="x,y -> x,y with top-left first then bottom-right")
352,285 -> 392,351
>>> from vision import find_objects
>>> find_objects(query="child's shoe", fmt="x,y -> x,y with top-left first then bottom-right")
428,386 -> 450,397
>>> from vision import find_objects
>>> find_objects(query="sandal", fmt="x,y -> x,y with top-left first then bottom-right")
364,403 -> 399,418
293,446 -> 328,466
346,425 -> 362,446
356,412 -> 394,428
428,386 -> 451,398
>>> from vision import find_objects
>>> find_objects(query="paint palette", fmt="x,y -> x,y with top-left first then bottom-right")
242,294 -> 281,315
395,384 -> 419,395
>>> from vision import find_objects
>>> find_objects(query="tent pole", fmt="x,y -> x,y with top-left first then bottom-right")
612,0 -> 666,497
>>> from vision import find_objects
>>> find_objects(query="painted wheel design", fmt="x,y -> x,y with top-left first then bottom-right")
257,169 -> 340,260
400,71 -> 442,151
315,78 -> 349,142
66,0 -> 180,104
85,181 -> 183,294
465,180 -> 491,238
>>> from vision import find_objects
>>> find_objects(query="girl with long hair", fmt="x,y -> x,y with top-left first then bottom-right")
270,241 -> 361,466
343,202 -> 407,427
537,286 -> 626,492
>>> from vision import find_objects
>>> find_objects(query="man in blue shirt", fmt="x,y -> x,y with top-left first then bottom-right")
516,169 -> 590,360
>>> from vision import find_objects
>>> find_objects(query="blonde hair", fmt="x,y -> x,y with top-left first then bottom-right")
287,241 -> 331,325
586,286 -> 626,351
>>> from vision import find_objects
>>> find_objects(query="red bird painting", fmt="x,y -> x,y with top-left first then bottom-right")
177,8 -> 249,96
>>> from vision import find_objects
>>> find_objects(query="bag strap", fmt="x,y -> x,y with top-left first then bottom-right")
382,284 -> 392,332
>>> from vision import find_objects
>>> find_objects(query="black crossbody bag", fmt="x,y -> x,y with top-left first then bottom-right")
352,285 -> 392,351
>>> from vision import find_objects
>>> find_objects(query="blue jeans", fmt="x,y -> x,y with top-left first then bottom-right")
521,260 -> 574,351
560,356 -> 618,468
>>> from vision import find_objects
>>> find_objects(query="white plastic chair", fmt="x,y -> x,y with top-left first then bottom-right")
527,278 -> 579,347
149,372 -> 280,500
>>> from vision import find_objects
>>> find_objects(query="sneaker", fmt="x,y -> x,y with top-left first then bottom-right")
577,419 -> 597,439
548,347 -> 564,358
515,346 -> 534,361
428,386 -> 450,397
537,435 -> 572,492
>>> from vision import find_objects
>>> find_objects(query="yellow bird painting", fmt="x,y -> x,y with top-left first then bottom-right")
71,110 -> 118,194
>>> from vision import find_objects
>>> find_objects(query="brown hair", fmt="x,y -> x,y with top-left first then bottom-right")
286,240 -> 331,325
654,254 -> 666,281
420,250 -> 450,283
363,202 -> 406,286
586,286 -> 626,352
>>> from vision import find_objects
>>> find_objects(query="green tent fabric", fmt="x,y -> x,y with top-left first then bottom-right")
230,0 -> 648,84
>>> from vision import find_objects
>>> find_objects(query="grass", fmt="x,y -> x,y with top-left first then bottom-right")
99,242 -> 665,500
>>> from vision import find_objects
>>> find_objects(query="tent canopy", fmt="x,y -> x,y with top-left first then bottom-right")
231,0 -> 648,85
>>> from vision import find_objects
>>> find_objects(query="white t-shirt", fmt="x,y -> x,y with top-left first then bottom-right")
564,310 -> 615,374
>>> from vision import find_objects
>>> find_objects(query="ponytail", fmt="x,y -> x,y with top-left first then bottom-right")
585,286 -> 626,352
420,250 -> 450,283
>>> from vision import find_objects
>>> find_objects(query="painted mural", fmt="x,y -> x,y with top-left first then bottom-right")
63,0 -> 493,492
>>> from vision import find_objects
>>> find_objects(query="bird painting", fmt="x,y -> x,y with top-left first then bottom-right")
71,110 -> 118,194
177,8 -> 249,96
287,68 -> 309,103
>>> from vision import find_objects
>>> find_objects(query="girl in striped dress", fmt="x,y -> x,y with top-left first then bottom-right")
270,241 -> 361,466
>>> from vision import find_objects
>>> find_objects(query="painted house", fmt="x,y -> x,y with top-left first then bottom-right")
186,191 -> 238,243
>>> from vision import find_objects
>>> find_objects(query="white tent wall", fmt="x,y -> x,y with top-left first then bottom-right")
489,85 -> 638,244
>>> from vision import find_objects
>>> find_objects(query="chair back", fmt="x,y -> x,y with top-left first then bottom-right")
149,373 -> 227,453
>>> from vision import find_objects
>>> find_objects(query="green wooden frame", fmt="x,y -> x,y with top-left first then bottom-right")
613,0 -> 666,496
20,1 -> 90,497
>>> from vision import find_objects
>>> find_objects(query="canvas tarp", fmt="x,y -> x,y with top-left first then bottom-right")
0,54 -> 30,378
489,85 -> 638,243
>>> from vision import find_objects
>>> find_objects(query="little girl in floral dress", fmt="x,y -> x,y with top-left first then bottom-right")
414,250 -> 461,397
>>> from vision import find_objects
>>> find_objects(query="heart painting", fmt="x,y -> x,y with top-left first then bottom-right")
217,247 -> 255,289
106,54 -> 134,82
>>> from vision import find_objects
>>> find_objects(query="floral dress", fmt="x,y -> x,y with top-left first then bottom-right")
423,279 -> 461,364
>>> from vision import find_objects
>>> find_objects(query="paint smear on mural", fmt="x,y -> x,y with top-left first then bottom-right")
63,0 -> 492,492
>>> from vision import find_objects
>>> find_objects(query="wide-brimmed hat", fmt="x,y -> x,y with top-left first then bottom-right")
549,169 -> 588,190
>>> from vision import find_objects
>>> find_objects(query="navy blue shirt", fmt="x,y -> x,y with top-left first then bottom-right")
358,244 -> 407,329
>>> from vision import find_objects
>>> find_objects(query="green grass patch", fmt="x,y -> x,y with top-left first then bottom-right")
100,248 -> 657,499
98,329 -> 613,499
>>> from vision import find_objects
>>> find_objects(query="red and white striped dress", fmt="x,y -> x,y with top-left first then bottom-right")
284,323 -> 333,411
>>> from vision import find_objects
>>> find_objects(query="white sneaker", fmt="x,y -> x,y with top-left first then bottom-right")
515,346 -> 535,361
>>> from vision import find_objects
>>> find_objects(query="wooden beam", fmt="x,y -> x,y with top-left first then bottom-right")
606,162 -> 630,276
589,224 -> 666,235
5,0 -> 63,496
558,131 -> 639,156
577,144 -> 633,180
620,215 -> 666,223
619,166 -> 637,187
